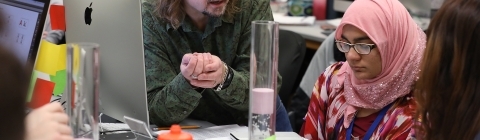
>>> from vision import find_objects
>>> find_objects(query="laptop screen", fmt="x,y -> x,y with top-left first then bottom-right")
0,0 -> 49,65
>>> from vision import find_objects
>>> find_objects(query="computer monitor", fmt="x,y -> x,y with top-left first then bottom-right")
330,0 -> 354,19
333,0 -> 353,13
64,0 -> 150,126
399,0 -> 431,17
399,0 -> 431,30
430,0 -> 445,18
333,0 -> 431,16
0,0 -> 50,66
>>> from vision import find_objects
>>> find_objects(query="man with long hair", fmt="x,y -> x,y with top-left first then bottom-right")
141,0 -> 292,131
415,0 -> 480,139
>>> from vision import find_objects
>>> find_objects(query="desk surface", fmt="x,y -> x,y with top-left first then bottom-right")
279,21 -> 328,43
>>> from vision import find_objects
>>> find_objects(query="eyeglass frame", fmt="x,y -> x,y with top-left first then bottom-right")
335,40 -> 376,55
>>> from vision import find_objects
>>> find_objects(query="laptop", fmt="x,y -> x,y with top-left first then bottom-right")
0,0 -> 50,66
64,0 -> 150,127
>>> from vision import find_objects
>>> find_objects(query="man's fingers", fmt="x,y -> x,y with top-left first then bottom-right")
184,57 -> 197,76
207,53 -> 213,64
181,53 -> 193,65
190,79 -> 217,88
197,71 -> 220,81
193,54 -> 205,77
204,62 -> 222,72
203,53 -> 214,72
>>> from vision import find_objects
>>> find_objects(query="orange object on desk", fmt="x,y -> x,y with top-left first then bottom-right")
154,125 -> 200,131
158,125 -> 193,140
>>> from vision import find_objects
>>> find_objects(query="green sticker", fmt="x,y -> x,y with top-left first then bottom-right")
51,70 -> 67,96
265,135 -> 276,140
27,70 -> 39,102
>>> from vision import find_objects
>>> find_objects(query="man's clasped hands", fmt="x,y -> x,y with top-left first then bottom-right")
180,53 -> 226,89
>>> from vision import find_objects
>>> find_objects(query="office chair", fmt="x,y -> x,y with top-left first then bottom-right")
277,30 -> 306,111
287,32 -> 345,133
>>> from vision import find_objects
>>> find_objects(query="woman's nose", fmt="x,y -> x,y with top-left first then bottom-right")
345,47 -> 361,61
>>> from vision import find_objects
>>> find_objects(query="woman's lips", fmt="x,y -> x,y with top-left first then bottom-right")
351,66 -> 364,71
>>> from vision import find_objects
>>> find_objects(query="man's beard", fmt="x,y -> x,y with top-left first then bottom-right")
202,7 -> 226,18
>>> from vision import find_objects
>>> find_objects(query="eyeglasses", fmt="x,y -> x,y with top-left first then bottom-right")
335,40 -> 376,55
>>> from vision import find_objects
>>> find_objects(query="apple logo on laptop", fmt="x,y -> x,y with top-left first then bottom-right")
84,2 -> 93,25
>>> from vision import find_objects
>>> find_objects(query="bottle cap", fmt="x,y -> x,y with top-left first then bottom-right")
157,125 -> 193,140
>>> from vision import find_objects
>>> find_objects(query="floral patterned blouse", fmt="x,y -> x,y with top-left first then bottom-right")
302,62 -> 416,140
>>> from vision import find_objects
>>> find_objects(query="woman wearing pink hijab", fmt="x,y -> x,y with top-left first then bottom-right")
300,0 -> 426,139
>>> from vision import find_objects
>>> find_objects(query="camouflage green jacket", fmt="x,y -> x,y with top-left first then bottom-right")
142,0 -> 281,126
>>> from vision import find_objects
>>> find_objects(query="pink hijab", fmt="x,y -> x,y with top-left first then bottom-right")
333,0 -> 426,126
